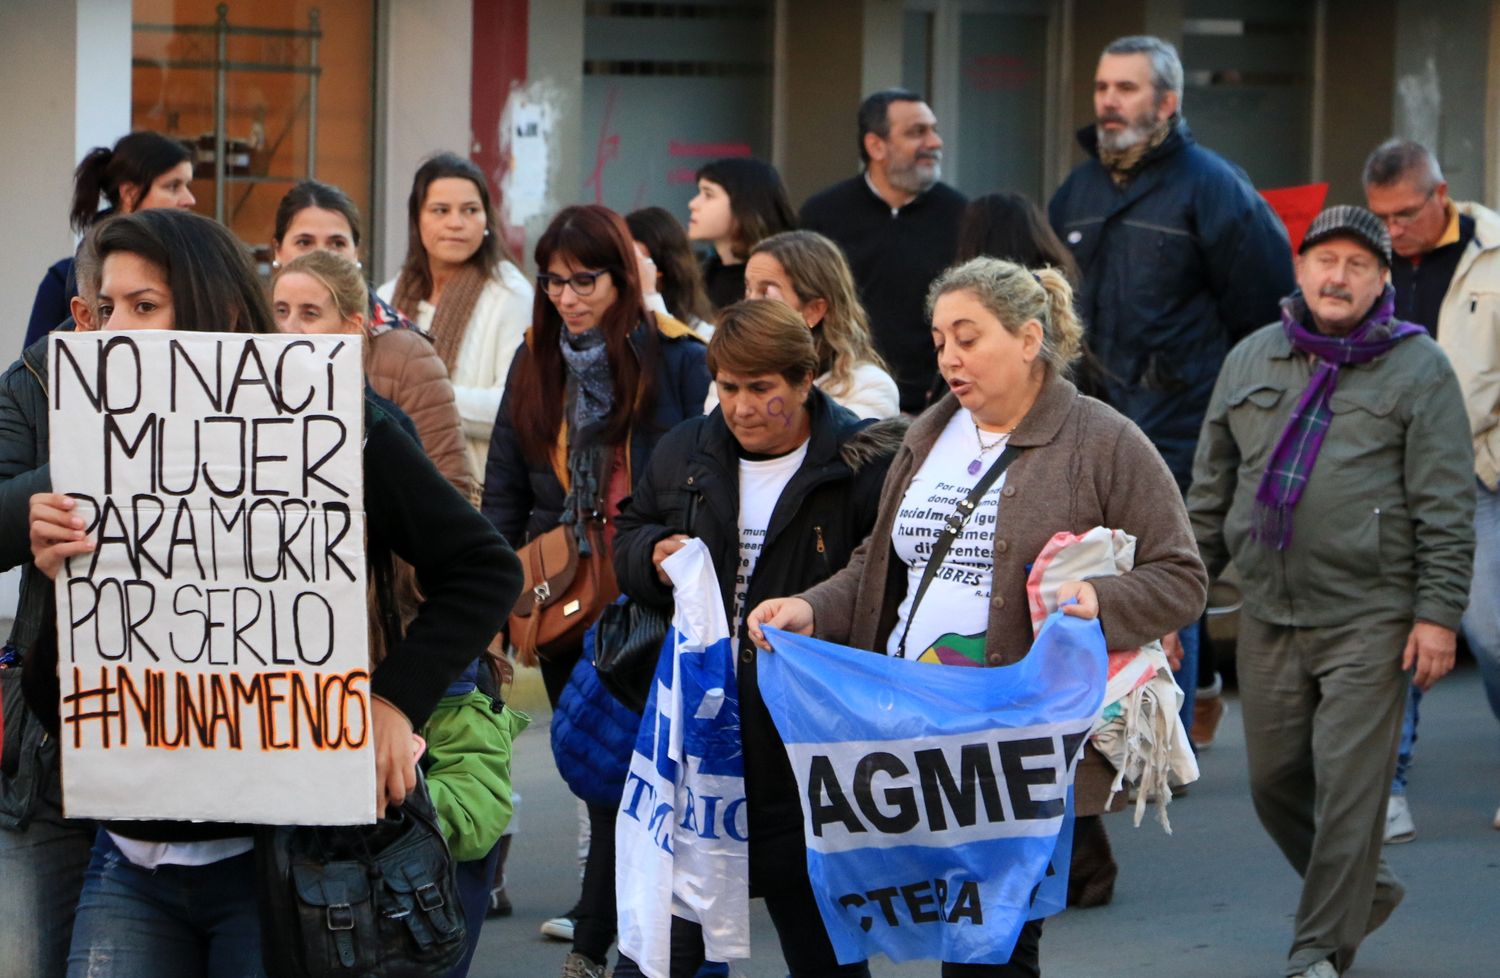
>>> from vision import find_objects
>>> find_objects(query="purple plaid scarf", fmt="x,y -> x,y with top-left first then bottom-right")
1251,285 -> 1425,549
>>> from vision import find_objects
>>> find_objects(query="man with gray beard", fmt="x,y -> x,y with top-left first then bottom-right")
801,89 -> 967,413
1049,36 -> 1293,492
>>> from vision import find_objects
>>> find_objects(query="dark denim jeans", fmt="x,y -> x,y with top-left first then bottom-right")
66,831 -> 264,978
0,790 -> 93,978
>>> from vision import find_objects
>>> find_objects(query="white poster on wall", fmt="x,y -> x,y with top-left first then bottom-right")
48,331 -> 374,825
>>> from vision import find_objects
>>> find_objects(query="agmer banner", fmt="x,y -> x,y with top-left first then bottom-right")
49,331 -> 373,824
758,612 -> 1107,966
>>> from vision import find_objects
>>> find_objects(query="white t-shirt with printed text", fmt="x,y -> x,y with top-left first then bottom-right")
734,442 -> 809,627
887,409 -> 1008,665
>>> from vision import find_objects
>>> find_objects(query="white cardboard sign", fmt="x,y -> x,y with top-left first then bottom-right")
48,331 -> 374,824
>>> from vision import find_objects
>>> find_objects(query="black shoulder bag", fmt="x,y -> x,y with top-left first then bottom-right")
896,445 -> 1022,658
255,772 -> 467,978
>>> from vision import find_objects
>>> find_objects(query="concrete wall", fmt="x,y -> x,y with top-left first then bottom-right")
1315,0 -> 1396,205
517,0 -> 584,271
375,0 -> 475,285
777,0 -> 868,205
0,0 -> 131,353
1391,0 -> 1492,204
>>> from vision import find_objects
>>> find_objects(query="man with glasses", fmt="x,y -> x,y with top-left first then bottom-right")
1364,139 -> 1500,842
1188,206 -> 1474,978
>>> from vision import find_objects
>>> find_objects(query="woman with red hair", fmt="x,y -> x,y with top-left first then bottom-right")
481,204 -> 710,978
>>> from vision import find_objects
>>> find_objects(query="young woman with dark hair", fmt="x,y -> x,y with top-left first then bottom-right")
24,131 -> 195,349
270,179 -> 418,333
379,153 -> 535,480
480,204 -> 710,978
688,157 -> 797,311
19,208 -> 520,978
626,206 -> 715,338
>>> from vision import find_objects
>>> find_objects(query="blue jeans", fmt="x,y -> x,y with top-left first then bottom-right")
0,790 -> 93,978
66,831 -> 264,978
1391,481 -> 1500,795
1172,620 -> 1200,731
1464,482 -> 1500,722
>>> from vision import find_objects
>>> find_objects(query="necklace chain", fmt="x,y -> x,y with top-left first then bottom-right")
974,421 -> 1013,454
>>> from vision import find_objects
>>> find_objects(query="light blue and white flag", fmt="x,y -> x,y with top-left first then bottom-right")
758,610 -> 1107,966
616,539 -> 749,978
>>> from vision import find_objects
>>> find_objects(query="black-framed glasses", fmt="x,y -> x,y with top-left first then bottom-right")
537,269 -> 609,297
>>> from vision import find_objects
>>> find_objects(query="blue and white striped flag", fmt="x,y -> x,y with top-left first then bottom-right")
615,539 -> 749,978
757,610 -> 1107,966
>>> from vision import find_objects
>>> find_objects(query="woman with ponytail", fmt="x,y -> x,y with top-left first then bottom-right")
24,131 -> 194,350
747,257 -> 1207,977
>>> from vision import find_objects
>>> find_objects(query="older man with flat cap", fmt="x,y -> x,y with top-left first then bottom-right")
1188,205 -> 1475,978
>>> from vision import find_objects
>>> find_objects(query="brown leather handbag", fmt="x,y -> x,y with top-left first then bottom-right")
508,516 -> 618,665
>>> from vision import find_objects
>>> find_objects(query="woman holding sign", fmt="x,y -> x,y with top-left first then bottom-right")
612,300 -> 904,978
482,204 -> 710,978
747,257 -> 1207,977
24,208 -> 521,978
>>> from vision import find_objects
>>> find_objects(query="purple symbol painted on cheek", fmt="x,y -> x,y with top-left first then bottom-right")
766,395 -> 792,427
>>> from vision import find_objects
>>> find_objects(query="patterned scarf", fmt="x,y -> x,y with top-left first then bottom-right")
1097,117 -> 1174,187
1251,285 -> 1425,549
559,327 -> 614,434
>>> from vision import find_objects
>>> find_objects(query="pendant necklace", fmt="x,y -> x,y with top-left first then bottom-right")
968,420 -> 1012,475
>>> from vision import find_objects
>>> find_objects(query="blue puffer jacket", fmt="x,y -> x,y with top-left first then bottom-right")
1048,118 -> 1294,490
550,625 -> 641,809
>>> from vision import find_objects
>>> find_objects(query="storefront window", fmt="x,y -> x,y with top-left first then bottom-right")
132,1 -> 376,266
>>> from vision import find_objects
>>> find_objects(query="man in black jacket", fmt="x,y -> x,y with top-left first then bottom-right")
800,89 -> 967,413
1049,35 -> 1293,489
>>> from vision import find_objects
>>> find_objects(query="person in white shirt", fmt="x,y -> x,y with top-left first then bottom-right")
379,152 -> 534,480
745,230 -> 901,421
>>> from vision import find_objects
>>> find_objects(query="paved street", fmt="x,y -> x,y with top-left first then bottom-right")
472,664 -> 1499,977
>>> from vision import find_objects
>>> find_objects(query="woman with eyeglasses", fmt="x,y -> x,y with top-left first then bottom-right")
481,204 -> 710,978
379,153 -> 535,482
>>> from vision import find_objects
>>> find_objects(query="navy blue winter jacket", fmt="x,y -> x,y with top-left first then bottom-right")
481,317 -> 709,548
1048,119 -> 1294,489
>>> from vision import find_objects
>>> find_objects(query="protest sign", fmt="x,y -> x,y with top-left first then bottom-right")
616,539 -> 749,978
48,331 -> 373,825
758,611 -> 1107,966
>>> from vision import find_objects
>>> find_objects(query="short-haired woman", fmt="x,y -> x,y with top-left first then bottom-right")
613,300 -> 904,978
749,257 -> 1207,977
380,153 -> 536,479
746,230 -> 900,420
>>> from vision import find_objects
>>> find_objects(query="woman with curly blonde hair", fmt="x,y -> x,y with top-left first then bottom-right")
745,230 -> 900,419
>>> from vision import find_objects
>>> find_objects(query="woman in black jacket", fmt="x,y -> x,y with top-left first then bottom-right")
24,209 -> 520,978
611,300 -> 904,978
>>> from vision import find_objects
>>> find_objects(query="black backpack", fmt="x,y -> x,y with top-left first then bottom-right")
255,772 -> 467,977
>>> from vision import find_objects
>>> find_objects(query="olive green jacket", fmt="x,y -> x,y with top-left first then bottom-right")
1188,320 -> 1475,631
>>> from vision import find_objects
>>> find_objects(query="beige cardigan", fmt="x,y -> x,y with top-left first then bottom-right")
799,373 -> 1208,814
